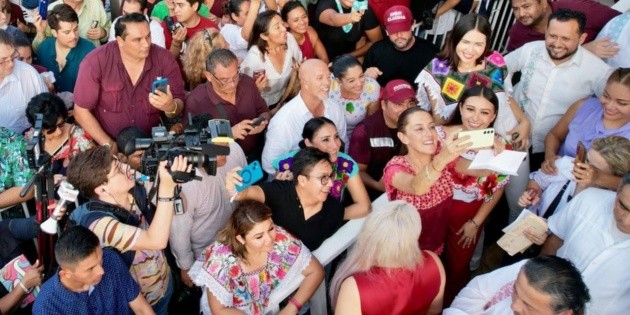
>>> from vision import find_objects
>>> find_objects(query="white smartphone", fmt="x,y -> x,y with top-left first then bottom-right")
457,128 -> 495,149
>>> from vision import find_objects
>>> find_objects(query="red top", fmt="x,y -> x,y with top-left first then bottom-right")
383,155 -> 454,253
354,251 -> 442,315
163,16 -> 219,49
298,31 -> 316,60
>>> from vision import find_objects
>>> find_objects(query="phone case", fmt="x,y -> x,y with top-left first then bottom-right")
236,161 -> 263,192
152,77 -> 168,93
39,0 -> 50,20
458,128 -> 495,149
576,141 -> 586,164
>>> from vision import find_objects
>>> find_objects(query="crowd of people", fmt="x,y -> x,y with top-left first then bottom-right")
0,0 -> 629,314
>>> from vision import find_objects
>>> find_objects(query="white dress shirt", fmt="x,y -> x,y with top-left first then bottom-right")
527,156 -> 577,217
108,15 -> 166,48
504,41 -> 612,153
0,60 -> 47,133
549,188 -> 630,315
444,259 -> 527,315
262,92 -> 348,175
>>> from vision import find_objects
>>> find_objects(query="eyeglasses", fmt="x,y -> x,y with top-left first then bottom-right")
45,119 -> 66,135
305,172 -> 334,186
204,29 -> 219,48
0,49 -> 18,67
210,71 -> 241,87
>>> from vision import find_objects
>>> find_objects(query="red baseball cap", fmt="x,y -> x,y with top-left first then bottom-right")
383,79 -> 416,104
384,5 -> 413,35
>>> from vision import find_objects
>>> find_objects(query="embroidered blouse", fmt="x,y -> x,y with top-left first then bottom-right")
273,151 -> 359,200
189,226 -> 311,315
415,51 -> 518,137
328,76 -> 381,140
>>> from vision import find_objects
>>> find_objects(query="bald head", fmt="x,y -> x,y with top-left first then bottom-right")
299,59 -> 331,101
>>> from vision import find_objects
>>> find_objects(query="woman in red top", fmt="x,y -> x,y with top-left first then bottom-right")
330,200 -> 446,315
280,1 -> 329,63
383,107 -> 471,253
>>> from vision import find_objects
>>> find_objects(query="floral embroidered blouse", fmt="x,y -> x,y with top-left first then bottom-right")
329,76 -> 381,141
415,51 -> 518,138
189,226 -> 311,315
273,151 -> 359,200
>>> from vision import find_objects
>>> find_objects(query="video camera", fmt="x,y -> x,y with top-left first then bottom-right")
25,114 -> 51,169
135,118 -> 233,183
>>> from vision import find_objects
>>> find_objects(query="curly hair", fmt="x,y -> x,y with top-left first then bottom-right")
183,28 -> 225,89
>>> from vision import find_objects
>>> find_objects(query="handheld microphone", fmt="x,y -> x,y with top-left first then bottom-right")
41,181 -> 79,235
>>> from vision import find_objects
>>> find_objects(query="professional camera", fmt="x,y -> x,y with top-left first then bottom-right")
26,113 -> 52,169
135,119 -> 232,183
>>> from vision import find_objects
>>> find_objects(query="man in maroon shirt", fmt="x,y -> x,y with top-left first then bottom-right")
163,0 -> 218,59
348,79 -> 416,200
184,48 -> 269,162
508,0 -> 620,58
73,13 -> 185,154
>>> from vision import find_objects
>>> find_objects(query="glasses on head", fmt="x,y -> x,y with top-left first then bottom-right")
0,49 -> 18,67
305,172 -> 334,186
45,119 -> 66,135
210,71 -> 241,87
204,29 -> 219,48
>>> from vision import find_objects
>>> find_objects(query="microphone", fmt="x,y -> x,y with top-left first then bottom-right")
40,181 -> 79,235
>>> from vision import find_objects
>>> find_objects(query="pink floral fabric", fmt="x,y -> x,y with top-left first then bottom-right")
193,226 -> 311,314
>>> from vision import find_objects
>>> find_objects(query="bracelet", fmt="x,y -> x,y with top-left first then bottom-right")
468,219 -> 480,229
18,282 -> 32,294
289,296 -> 302,312
166,101 -> 178,115
157,196 -> 175,202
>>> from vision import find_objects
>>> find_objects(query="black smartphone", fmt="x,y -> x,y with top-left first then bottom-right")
250,114 -> 266,127
91,20 -> 99,28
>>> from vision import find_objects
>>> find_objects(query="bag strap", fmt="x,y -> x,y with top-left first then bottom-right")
543,180 -> 571,219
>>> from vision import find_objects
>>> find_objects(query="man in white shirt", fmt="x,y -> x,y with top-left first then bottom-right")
262,58 -> 347,175
505,9 -> 612,170
0,29 -> 47,133
445,256 -> 590,315
108,0 -> 166,48
540,173 -> 630,314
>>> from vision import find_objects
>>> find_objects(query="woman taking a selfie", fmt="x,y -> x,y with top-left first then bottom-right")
189,200 -> 324,315
383,107 -> 471,254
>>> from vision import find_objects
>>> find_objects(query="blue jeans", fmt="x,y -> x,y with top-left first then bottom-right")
152,273 -> 174,315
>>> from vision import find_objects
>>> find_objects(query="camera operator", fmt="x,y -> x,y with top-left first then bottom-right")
116,126 -> 151,172
168,114 -> 247,289
66,146 -> 189,315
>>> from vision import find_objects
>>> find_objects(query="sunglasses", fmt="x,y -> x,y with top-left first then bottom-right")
45,119 -> 65,135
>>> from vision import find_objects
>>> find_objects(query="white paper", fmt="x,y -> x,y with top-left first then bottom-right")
497,209 -> 548,256
468,149 -> 527,176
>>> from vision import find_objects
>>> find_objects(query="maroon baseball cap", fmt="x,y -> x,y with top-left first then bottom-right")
383,79 -> 416,104
384,5 -> 413,35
